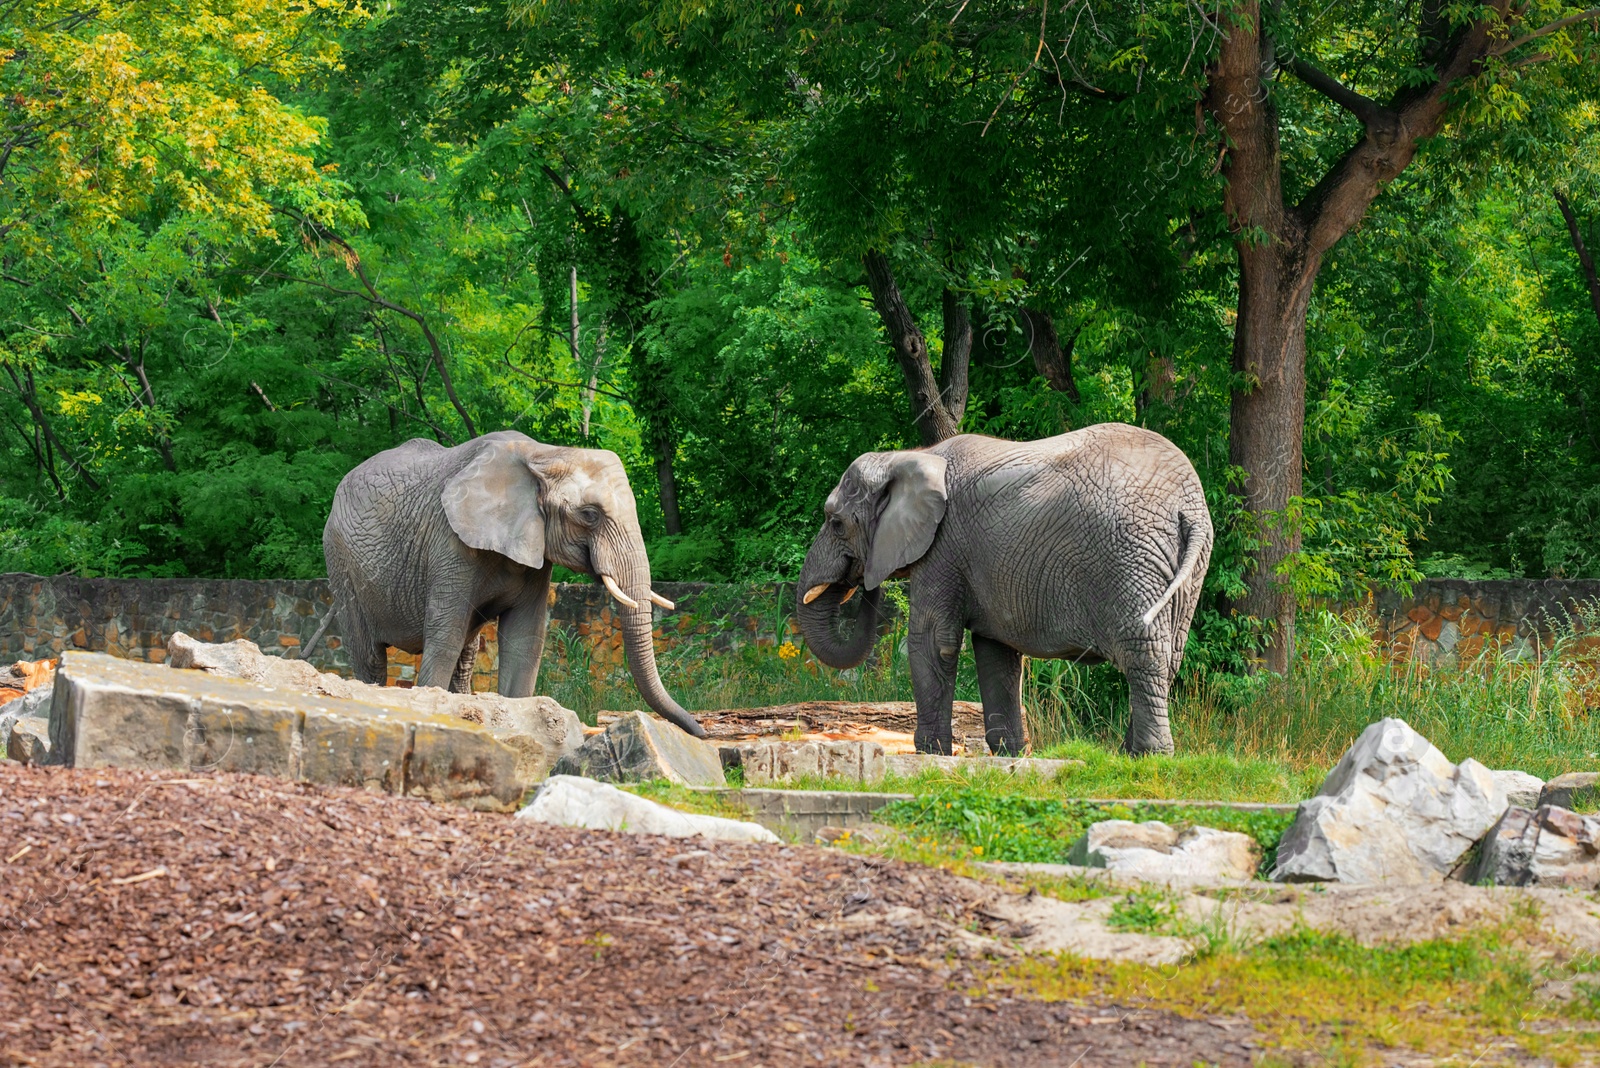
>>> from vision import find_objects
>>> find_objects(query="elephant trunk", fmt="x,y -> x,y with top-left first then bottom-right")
596,526 -> 707,739
795,537 -> 880,669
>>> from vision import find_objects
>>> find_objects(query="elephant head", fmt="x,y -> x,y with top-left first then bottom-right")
441,432 -> 704,737
795,450 -> 948,668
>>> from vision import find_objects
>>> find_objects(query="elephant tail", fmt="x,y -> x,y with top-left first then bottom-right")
1141,509 -> 1207,627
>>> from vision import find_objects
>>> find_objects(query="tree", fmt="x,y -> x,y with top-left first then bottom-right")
1206,1 -> 1600,670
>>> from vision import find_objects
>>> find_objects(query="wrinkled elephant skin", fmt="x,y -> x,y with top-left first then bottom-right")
797,424 -> 1212,756
324,431 -> 704,737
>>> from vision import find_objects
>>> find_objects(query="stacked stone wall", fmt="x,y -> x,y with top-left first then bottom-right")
0,574 -> 799,688
6,574 -> 1598,680
1371,579 -> 1600,663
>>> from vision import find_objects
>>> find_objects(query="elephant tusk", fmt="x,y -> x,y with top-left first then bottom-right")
601,574 -> 640,610
839,586 -> 857,604
649,590 -> 675,610
802,583 -> 832,605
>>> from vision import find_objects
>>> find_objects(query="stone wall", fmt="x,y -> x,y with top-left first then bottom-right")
1372,579 -> 1600,663
5,574 -> 1598,681
0,574 -> 800,688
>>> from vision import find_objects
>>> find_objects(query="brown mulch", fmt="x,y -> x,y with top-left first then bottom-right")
0,765 -> 1259,1067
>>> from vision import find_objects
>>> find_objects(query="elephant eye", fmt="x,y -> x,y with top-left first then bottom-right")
829,516 -> 846,536
577,505 -> 604,527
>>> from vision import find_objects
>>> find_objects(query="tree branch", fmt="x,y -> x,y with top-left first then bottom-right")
1556,188 -> 1600,332
861,250 -> 961,445
1278,53 -> 1386,125
1492,7 -> 1600,55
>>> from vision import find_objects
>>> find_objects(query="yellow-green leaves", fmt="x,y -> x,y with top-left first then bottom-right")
0,0 -> 352,247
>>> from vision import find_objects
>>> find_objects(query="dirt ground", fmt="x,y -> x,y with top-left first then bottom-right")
0,764 -> 1259,1067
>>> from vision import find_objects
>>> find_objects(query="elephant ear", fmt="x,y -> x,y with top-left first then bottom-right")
864,451 -> 949,589
440,438 -> 546,569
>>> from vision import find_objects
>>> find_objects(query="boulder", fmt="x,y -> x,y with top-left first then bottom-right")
1492,769 -> 1546,810
1065,820 -> 1260,881
6,717 -> 51,765
1272,718 -> 1506,884
0,684 -> 52,743
518,775 -> 778,843
733,740 -> 885,786
1538,772 -> 1600,813
168,632 -> 583,781
1462,805 -> 1600,889
49,651 -> 527,810
552,709 -> 725,787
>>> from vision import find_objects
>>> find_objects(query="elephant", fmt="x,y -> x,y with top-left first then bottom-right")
795,423 -> 1212,756
323,430 -> 705,737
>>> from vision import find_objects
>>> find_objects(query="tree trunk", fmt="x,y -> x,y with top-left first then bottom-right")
939,288 -> 972,424
862,250 -> 961,446
1229,238 -> 1318,672
1556,188 -> 1600,331
1020,307 -> 1081,403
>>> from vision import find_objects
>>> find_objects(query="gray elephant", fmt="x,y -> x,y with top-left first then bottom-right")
795,423 -> 1212,756
323,430 -> 704,737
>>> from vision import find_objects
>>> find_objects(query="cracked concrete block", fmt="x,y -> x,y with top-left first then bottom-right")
734,740 -> 886,785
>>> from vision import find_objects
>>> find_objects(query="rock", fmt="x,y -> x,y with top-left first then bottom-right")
6,717 -> 51,765
168,632 -> 583,781
518,775 -> 778,843
552,709 -> 725,787
1538,772 -> 1600,813
1492,769 -> 1545,809
0,683 -> 52,743
883,754 -> 1085,779
50,651 -> 528,810
1065,820 -> 1261,881
733,740 -> 885,786
1272,718 -> 1507,884
1462,805 -> 1600,889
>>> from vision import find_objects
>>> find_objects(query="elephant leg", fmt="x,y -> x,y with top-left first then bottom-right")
496,573 -> 553,698
908,618 -> 963,755
449,627 -> 483,694
1122,647 -> 1175,756
339,607 -> 388,686
971,634 -> 1025,756
418,598 -> 473,691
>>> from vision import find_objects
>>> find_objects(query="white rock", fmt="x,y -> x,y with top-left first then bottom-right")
1491,770 -> 1545,810
1065,820 -> 1260,881
1272,718 -> 1507,884
517,775 -> 779,843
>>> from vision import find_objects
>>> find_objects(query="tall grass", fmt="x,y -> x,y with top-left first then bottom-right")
542,604 -> 1600,780
1026,607 -> 1600,779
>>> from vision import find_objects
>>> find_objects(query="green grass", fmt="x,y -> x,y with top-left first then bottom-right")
873,784 -> 1297,871
1001,909 -> 1600,1065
